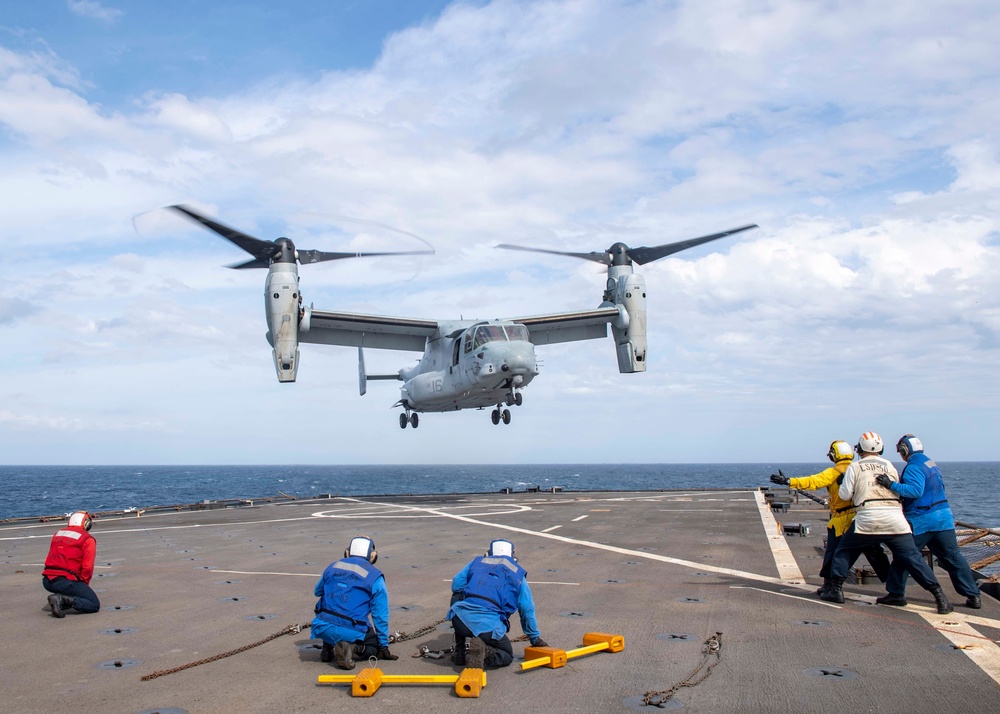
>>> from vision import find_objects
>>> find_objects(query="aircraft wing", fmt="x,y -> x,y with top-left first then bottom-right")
504,306 -> 621,346
301,309 -> 439,352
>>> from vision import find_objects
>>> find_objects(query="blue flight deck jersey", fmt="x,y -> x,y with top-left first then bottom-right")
447,556 -> 540,642
889,454 -> 955,535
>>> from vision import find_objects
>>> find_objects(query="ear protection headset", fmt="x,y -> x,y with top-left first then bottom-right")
68,511 -> 93,531
345,536 -> 378,564
896,434 -> 923,460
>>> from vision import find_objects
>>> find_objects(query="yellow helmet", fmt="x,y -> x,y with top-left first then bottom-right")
827,440 -> 853,463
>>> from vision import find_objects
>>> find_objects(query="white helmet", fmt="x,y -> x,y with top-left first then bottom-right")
68,511 -> 92,531
487,539 -> 515,559
856,432 -> 884,455
345,535 -> 377,564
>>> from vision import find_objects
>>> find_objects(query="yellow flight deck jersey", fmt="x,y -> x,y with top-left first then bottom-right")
787,460 -> 856,536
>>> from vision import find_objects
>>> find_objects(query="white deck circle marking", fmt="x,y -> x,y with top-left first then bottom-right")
310,503 -> 531,519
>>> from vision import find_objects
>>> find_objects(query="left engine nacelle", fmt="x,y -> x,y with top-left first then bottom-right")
608,272 -> 647,373
264,267 -> 301,382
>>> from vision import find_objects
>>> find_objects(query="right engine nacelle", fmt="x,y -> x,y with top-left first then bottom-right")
264,266 -> 300,382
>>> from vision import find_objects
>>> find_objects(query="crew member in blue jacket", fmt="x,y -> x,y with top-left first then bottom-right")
875,435 -> 982,609
312,536 -> 399,669
448,539 -> 547,668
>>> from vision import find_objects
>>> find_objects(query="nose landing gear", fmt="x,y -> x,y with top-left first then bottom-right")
491,407 -> 512,425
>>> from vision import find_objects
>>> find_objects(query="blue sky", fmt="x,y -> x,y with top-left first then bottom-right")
1,0 -> 998,464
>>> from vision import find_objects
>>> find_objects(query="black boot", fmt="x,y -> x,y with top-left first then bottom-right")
334,640 -> 355,670
875,593 -> 907,607
819,579 -> 845,604
965,595 -> 982,609
47,594 -> 73,618
816,578 -> 832,596
451,638 -> 466,666
467,637 -> 485,669
320,642 -> 333,662
930,586 -> 953,614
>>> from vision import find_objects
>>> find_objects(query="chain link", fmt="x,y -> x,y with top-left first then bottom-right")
642,632 -> 723,708
139,623 -> 309,681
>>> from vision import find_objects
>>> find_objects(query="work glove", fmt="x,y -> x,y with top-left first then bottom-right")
769,470 -> 790,486
530,637 -> 548,648
874,474 -> 893,489
377,646 -> 398,660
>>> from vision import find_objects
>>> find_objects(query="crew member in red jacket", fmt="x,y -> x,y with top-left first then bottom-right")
42,511 -> 101,617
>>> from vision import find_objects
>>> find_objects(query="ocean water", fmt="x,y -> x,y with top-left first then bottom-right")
1,462 -> 997,527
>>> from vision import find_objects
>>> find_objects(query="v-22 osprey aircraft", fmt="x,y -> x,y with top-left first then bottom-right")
171,205 -> 757,428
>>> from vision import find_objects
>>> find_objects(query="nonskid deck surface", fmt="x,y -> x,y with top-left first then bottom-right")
1,490 -> 998,713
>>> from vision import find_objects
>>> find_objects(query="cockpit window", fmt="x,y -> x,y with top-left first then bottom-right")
473,325 -> 508,349
504,324 -> 529,342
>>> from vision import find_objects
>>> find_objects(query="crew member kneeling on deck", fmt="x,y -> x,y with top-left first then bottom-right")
42,511 -> 101,617
770,440 -> 890,597
448,539 -> 546,669
312,536 -> 398,669
821,432 -> 953,613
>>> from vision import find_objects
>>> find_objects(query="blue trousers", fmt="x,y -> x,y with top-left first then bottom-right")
311,621 -> 380,660
830,527 -> 940,591
452,615 -> 514,668
42,576 -> 101,613
820,526 -> 891,581
886,529 -> 980,599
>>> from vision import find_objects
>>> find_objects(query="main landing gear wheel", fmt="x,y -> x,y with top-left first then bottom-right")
491,409 -> 501,425
399,413 -> 408,429
410,413 -> 419,428
501,408 -> 511,424
514,392 -> 523,406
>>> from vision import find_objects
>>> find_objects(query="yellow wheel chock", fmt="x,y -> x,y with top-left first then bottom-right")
520,632 -> 624,671
317,667 -> 487,698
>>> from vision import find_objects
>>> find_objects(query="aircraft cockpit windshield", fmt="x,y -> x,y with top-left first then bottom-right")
466,324 -> 531,353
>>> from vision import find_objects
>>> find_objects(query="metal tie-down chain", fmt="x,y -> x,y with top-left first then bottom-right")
140,623 -> 309,681
642,632 -> 723,708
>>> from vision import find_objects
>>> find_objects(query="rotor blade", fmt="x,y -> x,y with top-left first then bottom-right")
297,248 -> 435,265
169,205 -> 279,262
628,224 -> 758,265
227,258 -> 273,270
496,243 -> 611,265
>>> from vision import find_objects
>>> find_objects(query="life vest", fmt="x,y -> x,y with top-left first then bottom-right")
42,525 -> 95,583
462,555 -> 526,618
901,453 -> 949,516
314,557 -> 382,631
849,457 -> 902,509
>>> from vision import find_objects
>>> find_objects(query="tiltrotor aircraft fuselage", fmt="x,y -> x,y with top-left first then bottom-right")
171,205 -> 756,428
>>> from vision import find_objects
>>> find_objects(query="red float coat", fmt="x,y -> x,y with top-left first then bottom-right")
42,525 -> 96,584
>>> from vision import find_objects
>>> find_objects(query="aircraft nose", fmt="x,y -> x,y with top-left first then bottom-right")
502,344 -> 535,374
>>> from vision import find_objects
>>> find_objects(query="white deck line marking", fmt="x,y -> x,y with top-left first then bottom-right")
730,586 -> 843,609
211,569 -> 321,577
340,497 -> 790,586
541,525 -> 562,532
571,515 -> 589,522
753,490 -> 805,584
916,610 -> 1000,685
658,509 -> 725,512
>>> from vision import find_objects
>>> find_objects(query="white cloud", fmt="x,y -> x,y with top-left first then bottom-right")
67,1 -> 123,23
1,0 -> 999,463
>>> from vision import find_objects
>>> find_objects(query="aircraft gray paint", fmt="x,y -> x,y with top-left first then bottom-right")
171,205 -> 756,428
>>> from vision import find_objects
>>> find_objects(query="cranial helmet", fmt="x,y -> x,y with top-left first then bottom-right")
68,511 -> 92,531
487,539 -> 515,559
856,432 -> 884,456
827,440 -> 853,463
345,536 -> 377,564
896,434 -> 924,460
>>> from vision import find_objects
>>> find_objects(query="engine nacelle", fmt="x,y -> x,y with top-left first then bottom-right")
609,272 -> 647,373
265,266 -> 300,382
